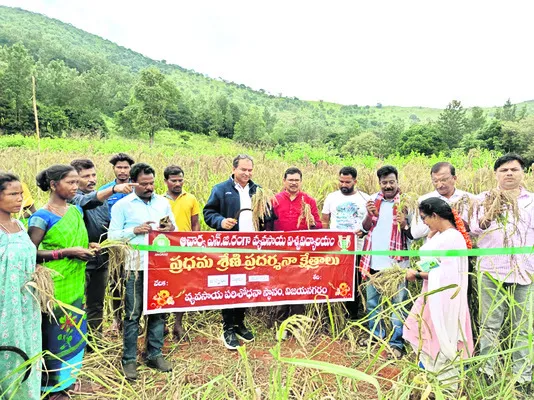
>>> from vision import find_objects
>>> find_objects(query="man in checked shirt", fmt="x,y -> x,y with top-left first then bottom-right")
470,153 -> 534,394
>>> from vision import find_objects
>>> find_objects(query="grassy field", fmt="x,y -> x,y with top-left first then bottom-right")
1,133 -> 532,399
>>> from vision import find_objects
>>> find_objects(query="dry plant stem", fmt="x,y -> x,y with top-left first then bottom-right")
28,265 -> 57,313
480,188 -> 520,246
363,264 -> 407,299
481,188 -> 520,224
251,187 -> 277,231
297,199 -> 315,230
450,194 -> 477,223
99,239 -> 134,277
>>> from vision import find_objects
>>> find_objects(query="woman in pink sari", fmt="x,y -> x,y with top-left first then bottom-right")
403,197 -> 474,385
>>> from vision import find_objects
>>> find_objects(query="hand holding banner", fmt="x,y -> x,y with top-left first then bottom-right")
143,231 -> 356,314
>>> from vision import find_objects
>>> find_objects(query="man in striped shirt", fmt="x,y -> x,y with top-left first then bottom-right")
470,153 -> 534,393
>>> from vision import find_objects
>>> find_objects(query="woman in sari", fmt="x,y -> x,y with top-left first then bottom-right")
403,197 -> 474,387
0,172 -> 41,400
28,165 -> 96,399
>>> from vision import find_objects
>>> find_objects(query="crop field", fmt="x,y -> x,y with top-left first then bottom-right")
1,133 -> 532,400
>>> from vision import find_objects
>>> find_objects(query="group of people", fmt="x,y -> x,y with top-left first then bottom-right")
0,151 -> 532,398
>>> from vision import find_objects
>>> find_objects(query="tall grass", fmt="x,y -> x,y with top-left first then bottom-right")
0,135 -> 532,399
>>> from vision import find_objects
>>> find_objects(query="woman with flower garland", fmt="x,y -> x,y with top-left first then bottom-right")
28,165 -> 98,400
403,197 -> 474,386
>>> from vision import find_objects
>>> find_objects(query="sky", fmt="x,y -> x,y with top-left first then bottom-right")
1,0 -> 533,108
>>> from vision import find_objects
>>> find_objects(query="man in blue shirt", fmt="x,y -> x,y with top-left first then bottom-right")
99,153 -> 135,213
70,158 -> 135,349
99,152 -> 135,332
109,163 -> 176,380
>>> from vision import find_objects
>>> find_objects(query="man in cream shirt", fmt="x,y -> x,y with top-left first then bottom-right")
411,162 -> 473,240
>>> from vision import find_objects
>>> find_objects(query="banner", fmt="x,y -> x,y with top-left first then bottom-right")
143,231 -> 356,314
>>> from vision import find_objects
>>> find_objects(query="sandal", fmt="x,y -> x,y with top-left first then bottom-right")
388,346 -> 405,360
358,336 -> 377,347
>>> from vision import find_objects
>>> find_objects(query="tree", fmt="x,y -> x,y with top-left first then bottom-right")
341,131 -> 386,157
378,118 -> 404,150
477,120 -> 502,150
233,106 -> 266,145
399,123 -> 446,156
468,106 -> 486,132
262,107 -> 277,133
121,68 -> 178,146
0,43 -> 34,132
501,98 -> 516,121
437,100 -> 467,148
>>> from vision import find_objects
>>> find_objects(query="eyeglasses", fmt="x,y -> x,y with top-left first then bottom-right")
431,175 -> 453,185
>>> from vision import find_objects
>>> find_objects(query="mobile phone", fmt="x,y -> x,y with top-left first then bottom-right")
159,216 -> 170,228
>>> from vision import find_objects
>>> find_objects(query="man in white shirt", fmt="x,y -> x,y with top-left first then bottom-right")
109,163 -> 176,380
360,165 -> 411,358
321,166 -> 370,320
411,162 -> 473,240
203,154 -> 274,350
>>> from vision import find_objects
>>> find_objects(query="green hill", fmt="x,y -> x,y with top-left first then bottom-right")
0,6 -> 483,123
0,5 -> 532,159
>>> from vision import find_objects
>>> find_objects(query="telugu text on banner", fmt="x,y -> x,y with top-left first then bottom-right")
143,231 -> 356,314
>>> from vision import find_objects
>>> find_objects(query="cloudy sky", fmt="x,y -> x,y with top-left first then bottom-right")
1,0 -> 532,108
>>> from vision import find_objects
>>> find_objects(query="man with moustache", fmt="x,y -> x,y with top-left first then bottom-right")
411,162 -> 473,240
271,167 -> 321,335
69,159 -> 135,345
163,165 -> 200,339
99,152 -> 135,332
203,154 -> 274,350
109,163 -> 176,380
99,153 -> 136,213
360,165 -> 412,359
321,166 -> 370,321
470,154 -> 534,394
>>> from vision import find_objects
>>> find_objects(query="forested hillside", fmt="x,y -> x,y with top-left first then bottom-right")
1,5 -> 533,158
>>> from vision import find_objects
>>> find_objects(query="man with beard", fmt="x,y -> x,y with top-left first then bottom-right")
203,154 -> 274,350
69,159 -> 135,347
99,153 -> 135,212
360,165 -> 412,359
99,153 -> 135,332
271,167 -> 321,336
109,163 -> 176,380
163,165 -> 200,340
321,166 -> 370,320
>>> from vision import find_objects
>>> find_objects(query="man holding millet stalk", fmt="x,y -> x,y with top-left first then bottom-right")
203,154 -> 275,350
411,161 -> 473,240
470,153 -> 534,394
359,165 -> 412,359
271,167 -> 322,337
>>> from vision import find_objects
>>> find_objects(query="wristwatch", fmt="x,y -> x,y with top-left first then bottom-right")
415,271 -> 422,280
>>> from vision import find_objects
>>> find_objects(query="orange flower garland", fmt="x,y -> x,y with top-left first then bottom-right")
452,209 -> 472,249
